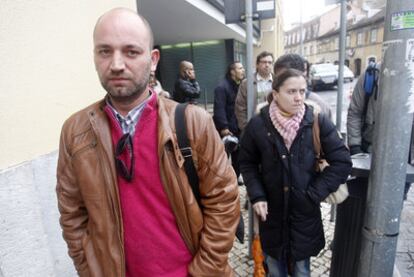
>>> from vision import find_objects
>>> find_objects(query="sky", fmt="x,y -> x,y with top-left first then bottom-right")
282,0 -> 335,30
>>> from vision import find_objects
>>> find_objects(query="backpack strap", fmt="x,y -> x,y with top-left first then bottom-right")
174,103 -> 201,207
373,67 -> 379,100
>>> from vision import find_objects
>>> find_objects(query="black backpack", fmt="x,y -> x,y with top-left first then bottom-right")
174,103 -> 244,243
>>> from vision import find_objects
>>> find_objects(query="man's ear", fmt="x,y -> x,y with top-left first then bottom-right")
150,49 -> 160,72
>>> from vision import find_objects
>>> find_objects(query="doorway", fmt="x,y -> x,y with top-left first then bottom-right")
354,58 -> 362,76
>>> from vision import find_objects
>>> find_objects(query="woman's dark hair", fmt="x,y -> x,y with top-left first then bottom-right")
273,53 -> 306,75
272,68 -> 306,91
226,61 -> 241,79
267,68 -> 306,103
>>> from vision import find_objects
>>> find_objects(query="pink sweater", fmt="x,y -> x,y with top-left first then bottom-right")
105,94 -> 192,277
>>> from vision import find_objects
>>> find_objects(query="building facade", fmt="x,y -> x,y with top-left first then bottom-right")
253,0 -> 284,61
313,8 -> 384,75
283,2 -> 384,76
346,9 -> 384,75
140,0 -> 284,104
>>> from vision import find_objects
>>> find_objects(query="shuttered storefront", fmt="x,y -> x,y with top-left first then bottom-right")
158,39 -> 245,104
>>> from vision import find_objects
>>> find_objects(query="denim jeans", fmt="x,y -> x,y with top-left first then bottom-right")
265,254 -> 310,277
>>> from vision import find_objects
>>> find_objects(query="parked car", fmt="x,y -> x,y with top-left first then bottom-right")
334,64 -> 355,82
309,63 -> 338,91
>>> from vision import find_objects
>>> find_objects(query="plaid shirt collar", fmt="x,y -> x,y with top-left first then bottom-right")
105,92 -> 153,135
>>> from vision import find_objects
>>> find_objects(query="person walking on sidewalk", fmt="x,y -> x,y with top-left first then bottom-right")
272,54 -> 332,120
213,61 -> 245,181
173,60 -> 201,104
235,51 -> 274,131
239,69 -> 351,276
213,61 -> 246,243
56,8 -> 239,277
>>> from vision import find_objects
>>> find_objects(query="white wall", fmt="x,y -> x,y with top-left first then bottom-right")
0,0 -> 136,170
0,152 -> 69,276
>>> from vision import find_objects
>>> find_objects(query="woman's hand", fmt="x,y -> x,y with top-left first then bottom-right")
253,201 -> 268,221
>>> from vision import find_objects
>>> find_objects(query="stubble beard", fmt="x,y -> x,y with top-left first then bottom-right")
104,78 -> 148,104
103,68 -> 151,104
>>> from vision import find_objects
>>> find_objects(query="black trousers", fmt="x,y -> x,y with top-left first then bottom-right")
230,148 -> 240,178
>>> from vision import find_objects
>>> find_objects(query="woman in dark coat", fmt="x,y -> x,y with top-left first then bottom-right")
239,69 -> 352,276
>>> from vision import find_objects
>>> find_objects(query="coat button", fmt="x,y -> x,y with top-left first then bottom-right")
283,186 -> 289,192
267,132 -> 271,136
282,155 -> 286,159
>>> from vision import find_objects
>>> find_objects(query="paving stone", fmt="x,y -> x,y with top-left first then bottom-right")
229,185 -> 414,276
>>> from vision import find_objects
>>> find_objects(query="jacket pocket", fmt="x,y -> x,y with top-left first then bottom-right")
71,128 -> 98,158
72,141 -> 97,159
291,187 -> 318,216
71,139 -> 105,200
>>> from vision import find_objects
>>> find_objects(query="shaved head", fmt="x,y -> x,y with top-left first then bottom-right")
93,8 -> 154,50
179,61 -> 192,73
179,60 -> 195,79
92,7 -> 160,112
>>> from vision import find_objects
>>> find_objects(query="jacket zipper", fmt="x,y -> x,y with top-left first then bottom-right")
101,146 -> 125,277
90,112 -> 125,276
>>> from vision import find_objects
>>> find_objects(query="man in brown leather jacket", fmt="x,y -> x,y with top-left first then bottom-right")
56,8 -> 239,277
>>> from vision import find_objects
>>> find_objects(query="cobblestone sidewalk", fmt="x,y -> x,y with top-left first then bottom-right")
229,186 -> 335,276
396,188 -> 414,276
229,186 -> 414,276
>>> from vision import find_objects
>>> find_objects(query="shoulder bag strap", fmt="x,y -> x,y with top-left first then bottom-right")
174,103 -> 201,207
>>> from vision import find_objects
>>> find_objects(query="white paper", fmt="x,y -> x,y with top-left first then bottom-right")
257,1 -> 274,12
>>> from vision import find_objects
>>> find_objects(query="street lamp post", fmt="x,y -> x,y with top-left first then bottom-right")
299,0 -> 304,55
336,0 -> 347,133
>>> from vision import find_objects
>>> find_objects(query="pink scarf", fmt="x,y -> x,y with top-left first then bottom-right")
269,101 -> 305,150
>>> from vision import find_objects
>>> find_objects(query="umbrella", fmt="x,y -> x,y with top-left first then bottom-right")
252,215 -> 265,277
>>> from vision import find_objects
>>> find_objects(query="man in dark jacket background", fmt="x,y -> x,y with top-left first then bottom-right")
213,61 -> 245,179
173,60 -> 201,104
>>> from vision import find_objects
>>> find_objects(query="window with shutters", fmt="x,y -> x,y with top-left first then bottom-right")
371,28 -> 378,43
357,32 -> 364,46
